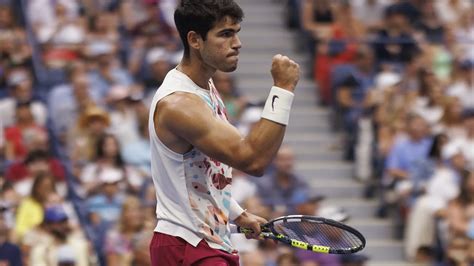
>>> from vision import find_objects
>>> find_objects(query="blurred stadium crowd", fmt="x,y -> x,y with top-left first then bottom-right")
0,0 -> 472,266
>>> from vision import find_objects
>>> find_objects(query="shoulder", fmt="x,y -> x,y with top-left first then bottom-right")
156,92 -> 212,123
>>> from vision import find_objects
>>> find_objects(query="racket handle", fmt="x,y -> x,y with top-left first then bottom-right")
229,224 -> 254,234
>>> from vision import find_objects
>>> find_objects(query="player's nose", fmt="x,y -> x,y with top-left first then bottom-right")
232,35 -> 242,50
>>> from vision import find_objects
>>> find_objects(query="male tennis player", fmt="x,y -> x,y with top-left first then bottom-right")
148,0 -> 300,265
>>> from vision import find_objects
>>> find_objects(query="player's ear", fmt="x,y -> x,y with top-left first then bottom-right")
187,31 -> 203,51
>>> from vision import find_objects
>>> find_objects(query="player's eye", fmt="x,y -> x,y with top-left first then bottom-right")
221,31 -> 234,38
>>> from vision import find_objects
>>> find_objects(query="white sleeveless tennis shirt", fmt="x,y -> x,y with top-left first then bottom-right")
148,69 -> 243,253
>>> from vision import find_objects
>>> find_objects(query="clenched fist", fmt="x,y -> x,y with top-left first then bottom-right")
271,54 -> 300,92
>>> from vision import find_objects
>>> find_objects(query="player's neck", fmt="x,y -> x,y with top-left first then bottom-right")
178,57 -> 215,90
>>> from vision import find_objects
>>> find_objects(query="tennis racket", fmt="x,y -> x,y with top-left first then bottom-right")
231,215 -> 366,254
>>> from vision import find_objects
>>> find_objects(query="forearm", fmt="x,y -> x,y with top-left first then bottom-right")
240,119 -> 286,176
237,86 -> 293,176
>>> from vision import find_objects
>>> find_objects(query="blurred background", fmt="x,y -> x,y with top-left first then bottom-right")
0,0 -> 473,265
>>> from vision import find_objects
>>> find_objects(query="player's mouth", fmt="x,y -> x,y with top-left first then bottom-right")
228,51 -> 239,58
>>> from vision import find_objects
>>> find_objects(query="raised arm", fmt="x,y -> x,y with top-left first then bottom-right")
154,55 -> 299,176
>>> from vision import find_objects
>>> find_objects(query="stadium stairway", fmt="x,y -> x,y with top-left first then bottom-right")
233,0 -> 423,265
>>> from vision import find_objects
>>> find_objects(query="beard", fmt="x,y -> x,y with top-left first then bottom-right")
201,49 -> 238,73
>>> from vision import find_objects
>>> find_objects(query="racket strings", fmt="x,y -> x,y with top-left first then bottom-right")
275,221 -> 363,250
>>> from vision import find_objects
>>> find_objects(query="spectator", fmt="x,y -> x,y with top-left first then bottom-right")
67,105 -> 110,166
335,47 -> 376,160
28,205 -> 90,266
352,0 -> 389,33
231,169 -> 257,205
404,138 -> 465,261
79,133 -> 143,197
85,12 -> 119,54
413,1 -> 445,45
104,196 -> 144,265
35,1 -> 85,69
0,5 -> 32,68
121,115 -> 151,177
289,189 -> 325,216
213,71 -> 248,124
0,214 -> 22,266
131,231 -> 153,266
384,114 -> 432,196
85,171 -> 125,225
106,85 -> 141,147
276,251 -> 301,266
435,97 -> 464,138
14,173 -> 56,239
452,110 -> 474,169
143,47 -> 172,92
445,170 -> 474,265
0,68 -> 47,127
452,10 -> 474,61
3,102 -> 47,161
5,149 -> 66,197
256,146 -> 309,214
412,85 -> 445,127
87,42 -> 133,98
300,0 -> 334,48
372,4 -> 419,69
48,67 -> 101,141
446,60 -> 474,110
434,0 -> 470,26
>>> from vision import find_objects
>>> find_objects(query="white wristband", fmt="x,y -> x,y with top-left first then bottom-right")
261,86 -> 294,126
229,198 -> 245,221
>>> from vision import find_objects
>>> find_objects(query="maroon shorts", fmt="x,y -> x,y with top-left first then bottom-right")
149,232 -> 240,266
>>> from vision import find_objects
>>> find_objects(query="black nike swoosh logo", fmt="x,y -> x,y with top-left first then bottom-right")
272,95 -> 279,111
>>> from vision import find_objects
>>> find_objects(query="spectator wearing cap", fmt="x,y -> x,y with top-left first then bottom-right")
447,60 -> 474,110
85,171 -> 125,225
87,41 -> 133,98
3,102 -> 47,161
255,146 -> 309,214
79,133 -> 142,198
48,67 -> 102,141
0,68 -> 47,128
67,105 -> 110,166
106,85 -> 141,147
143,47 -> 172,92
0,214 -> 22,266
28,205 -> 90,266
14,173 -> 56,239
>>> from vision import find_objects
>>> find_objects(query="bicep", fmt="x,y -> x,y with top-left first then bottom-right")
159,94 -> 253,168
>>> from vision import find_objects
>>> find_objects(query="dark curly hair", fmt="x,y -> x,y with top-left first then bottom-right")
174,0 -> 244,58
